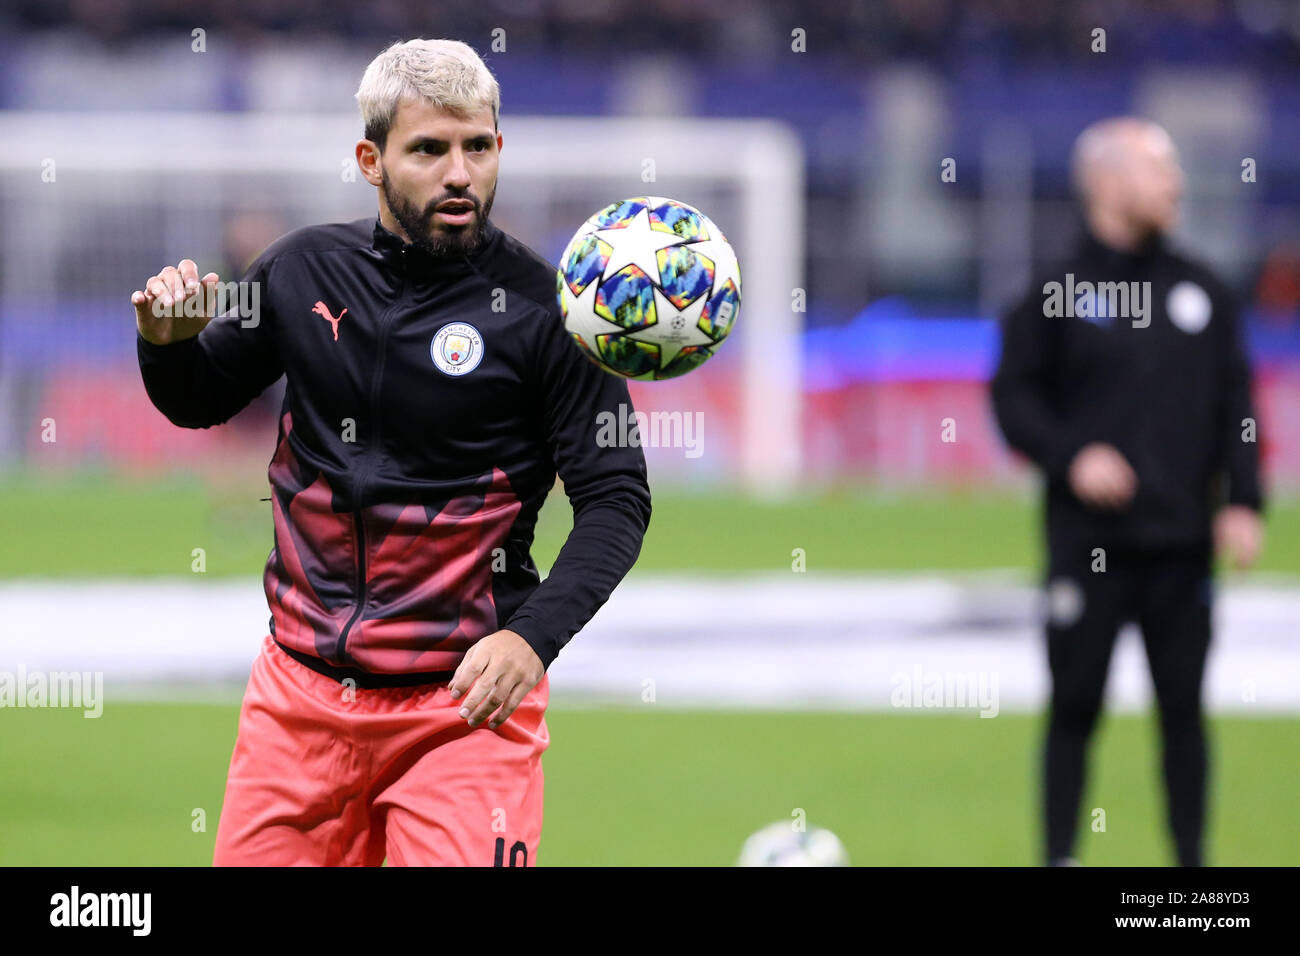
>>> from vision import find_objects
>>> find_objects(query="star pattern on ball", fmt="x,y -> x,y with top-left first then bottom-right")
679,235 -> 740,291
626,288 -> 715,367
592,207 -> 691,281
559,278 -> 628,350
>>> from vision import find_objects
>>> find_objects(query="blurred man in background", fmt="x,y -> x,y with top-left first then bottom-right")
991,117 -> 1265,866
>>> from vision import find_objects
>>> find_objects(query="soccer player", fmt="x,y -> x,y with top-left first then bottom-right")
991,118 -> 1265,866
132,38 -> 651,866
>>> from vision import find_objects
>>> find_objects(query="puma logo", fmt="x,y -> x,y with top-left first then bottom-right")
312,301 -> 348,341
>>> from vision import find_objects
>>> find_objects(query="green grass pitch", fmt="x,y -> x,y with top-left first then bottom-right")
0,703 -> 1295,865
2,472 -> 1299,576
1,472 -> 1297,865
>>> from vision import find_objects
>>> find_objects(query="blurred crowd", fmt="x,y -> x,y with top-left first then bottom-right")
5,0 -> 1300,66
2,0 -> 1299,321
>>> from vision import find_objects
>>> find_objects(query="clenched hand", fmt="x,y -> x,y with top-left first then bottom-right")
132,258 -> 221,345
1068,442 -> 1138,510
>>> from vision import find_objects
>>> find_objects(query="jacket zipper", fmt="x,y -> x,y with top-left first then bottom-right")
336,247 -> 409,665
336,512 -> 367,664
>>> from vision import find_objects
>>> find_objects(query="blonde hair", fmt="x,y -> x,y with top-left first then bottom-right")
356,38 -> 500,148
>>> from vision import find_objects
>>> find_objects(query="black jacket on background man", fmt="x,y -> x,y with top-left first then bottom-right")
991,232 -> 1263,555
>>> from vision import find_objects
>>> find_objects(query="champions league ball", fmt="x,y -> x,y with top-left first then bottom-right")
557,196 -> 742,380
736,822 -> 850,867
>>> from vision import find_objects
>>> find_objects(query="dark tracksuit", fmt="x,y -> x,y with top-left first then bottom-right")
991,231 -> 1264,865
138,215 -> 652,687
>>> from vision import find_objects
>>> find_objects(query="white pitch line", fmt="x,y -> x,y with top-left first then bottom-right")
0,574 -> 1297,713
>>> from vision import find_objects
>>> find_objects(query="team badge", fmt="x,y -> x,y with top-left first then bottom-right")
431,322 -> 484,376
1166,281 -> 1212,334
1076,289 -> 1115,328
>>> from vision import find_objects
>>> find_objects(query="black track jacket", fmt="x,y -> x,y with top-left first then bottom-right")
138,215 -> 652,685
991,231 -> 1263,554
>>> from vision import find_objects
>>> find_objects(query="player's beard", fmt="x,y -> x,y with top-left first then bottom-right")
382,169 -> 497,260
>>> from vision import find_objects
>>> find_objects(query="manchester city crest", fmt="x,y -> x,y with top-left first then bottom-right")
430,322 -> 484,376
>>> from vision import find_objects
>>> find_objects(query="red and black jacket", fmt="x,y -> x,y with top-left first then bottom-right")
138,215 -> 651,686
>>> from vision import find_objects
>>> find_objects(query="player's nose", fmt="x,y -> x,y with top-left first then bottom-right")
444,150 -> 472,189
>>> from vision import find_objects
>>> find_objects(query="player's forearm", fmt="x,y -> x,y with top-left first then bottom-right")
505,487 -> 651,669
136,330 -> 250,429
1220,334 -> 1265,513
1224,416 -> 1265,512
990,380 -> 1084,481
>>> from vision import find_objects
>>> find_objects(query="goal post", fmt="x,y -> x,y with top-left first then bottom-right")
0,111 -> 805,495
502,117 -> 805,498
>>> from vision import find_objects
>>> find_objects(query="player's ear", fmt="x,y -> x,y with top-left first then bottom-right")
496,131 -> 503,153
356,140 -> 384,187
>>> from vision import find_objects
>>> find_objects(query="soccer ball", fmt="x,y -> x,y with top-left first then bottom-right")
736,822 -> 850,867
556,196 -> 741,380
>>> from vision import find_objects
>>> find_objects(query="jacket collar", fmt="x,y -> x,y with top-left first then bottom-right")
1079,227 -> 1166,271
371,215 -> 501,277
